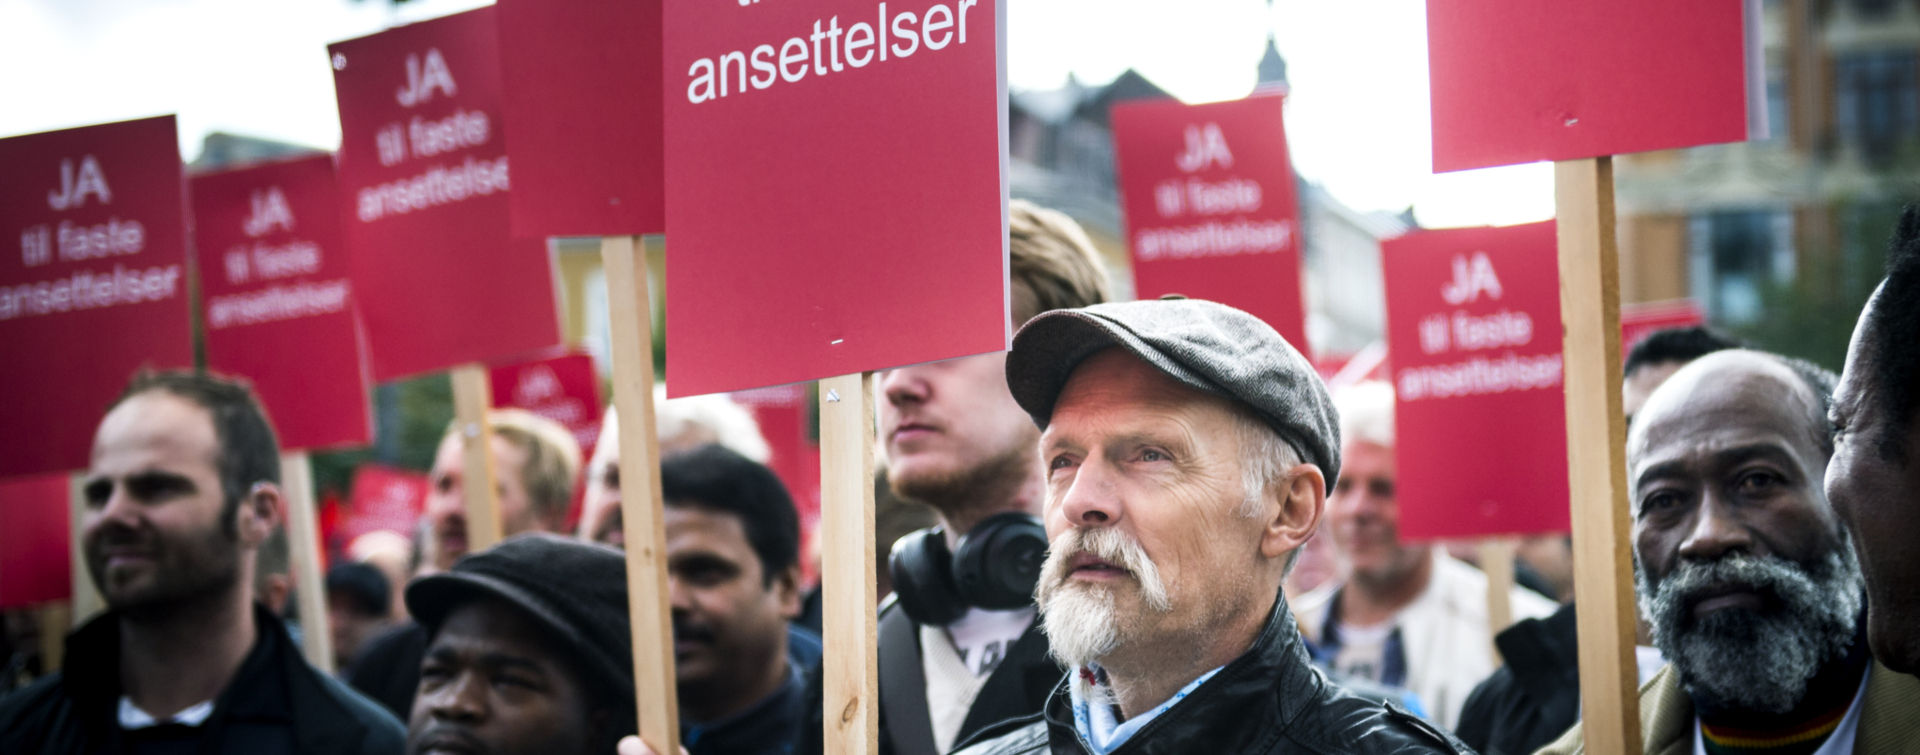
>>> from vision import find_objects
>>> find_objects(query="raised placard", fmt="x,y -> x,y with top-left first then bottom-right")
1381,222 -> 1570,538
0,116 -> 193,477
662,0 -> 1010,395
494,0 -> 664,237
1111,92 -> 1308,351
192,154 -> 374,451
329,7 -> 562,381
490,350 -> 605,463
1427,0 -> 1749,172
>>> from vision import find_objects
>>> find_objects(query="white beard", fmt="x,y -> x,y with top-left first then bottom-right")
1036,526 -> 1171,670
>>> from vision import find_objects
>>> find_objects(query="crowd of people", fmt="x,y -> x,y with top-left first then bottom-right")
3,199 -> 1918,755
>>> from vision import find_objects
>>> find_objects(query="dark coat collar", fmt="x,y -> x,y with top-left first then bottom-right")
1039,593 -> 1321,755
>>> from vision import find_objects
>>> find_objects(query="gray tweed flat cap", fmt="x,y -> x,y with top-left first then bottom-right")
1005,298 -> 1341,485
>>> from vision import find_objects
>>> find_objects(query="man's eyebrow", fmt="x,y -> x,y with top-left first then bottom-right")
474,651 -> 547,675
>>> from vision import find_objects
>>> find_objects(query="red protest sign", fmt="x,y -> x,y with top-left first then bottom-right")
0,473 -> 72,609
1621,298 -> 1707,358
495,0 -> 664,237
330,8 -> 561,381
490,350 -> 605,463
0,116 -> 193,478
731,385 -> 818,526
343,463 -> 429,543
192,155 -> 373,451
1111,93 -> 1308,351
1382,222 -> 1570,538
1427,0 -> 1749,172
663,0 -> 1009,395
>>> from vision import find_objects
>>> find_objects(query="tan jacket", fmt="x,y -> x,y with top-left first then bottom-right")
1536,661 -> 1920,755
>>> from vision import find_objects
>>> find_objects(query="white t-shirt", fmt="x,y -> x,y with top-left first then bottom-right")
922,607 -> 1035,753
1691,665 -> 1871,755
1331,620 -> 1395,683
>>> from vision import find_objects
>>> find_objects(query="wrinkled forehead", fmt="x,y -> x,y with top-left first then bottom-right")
1045,348 -> 1237,437
1629,354 -> 1824,467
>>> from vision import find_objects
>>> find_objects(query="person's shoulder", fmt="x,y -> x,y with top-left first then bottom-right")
0,672 -> 75,749
1288,684 -> 1471,755
949,715 -> 1047,755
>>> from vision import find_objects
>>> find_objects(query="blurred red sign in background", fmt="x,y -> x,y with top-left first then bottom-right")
1621,299 -> 1708,358
1112,92 -> 1309,352
192,154 -> 373,451
0,116 -> 194,478
341,464 -> 429,544
0,474 -> 72,609
1382,222 -> 1571,538
662,0 -> 1010,394
490,350 -> 605,463
495,0 -> 664,237
329,7 -> 560,380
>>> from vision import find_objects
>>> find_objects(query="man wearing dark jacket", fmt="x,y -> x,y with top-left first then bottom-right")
954,300 -> 1463,755
865,200 -> 1111,755
0,371 -> 405,755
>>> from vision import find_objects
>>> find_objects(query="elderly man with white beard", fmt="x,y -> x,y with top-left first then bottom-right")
950,299 -> 1463,755
1541,350 -> 1920,755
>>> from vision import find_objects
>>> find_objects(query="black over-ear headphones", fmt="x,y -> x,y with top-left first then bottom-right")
887,512 -> 1049,626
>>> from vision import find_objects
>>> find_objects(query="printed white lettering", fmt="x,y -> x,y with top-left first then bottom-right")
356,155 -> 511,223
922,5 -> 953,49
47,156 -> 113,211
1135,218 -> 1293,261
244,187 -> 296,238
1442,252 -> 1503,304
845,23 -> 875,67
0,264 -> 182,321
21,225 -> 52,267
56,218 -> 145,262
409,109 -> 490,160
206,279 -> 352,329
397,49 -> 458,107
1176,124 -> 1234,173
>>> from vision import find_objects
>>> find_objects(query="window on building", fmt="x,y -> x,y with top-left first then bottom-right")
1690,210 -> 1795,325
1835,52 -> 1920,165
1852,0 -> 1897,18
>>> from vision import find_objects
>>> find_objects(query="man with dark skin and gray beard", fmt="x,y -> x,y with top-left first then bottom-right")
1540,350 -> 1920,755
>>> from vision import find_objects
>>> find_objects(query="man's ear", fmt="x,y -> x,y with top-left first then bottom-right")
238,482 -> 285,548
773,563 -> 804,619
1261,464 -> 1324,561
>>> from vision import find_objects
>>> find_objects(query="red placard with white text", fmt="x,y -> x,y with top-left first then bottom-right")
663,0 -> 1009,395
0,116 -> 193,478
1427,0 -> 1750,172
1112,93 -> 1308,351
192,155 -> 373,451
0,473 -> 72,608
490,350 -> 605,463
1382,222 -> 1570,538
495,0 -> 664,237
330,8 -> 561,381
343,464 -> 429,543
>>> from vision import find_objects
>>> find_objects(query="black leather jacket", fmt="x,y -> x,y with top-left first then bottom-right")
951,595 -> 1467,755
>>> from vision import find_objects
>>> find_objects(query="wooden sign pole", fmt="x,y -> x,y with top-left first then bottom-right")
819,372 -> 878,755
602,234 -> 680,754
38,602 -> 71,672
449,365 -> 504,554
1478,537 -> 1516,664
1555,156 -> 1643,755
281,451 -> 336,672
69,472 -> 104,627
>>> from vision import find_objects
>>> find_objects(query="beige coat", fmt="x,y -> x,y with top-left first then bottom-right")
1535,661 -> 1920,755
1295,551 -> 1558,729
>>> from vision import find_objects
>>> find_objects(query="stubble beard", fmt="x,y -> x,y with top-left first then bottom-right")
88,510 -> 243,622
1637,545 -> 1864,714
890,426 -> 1039,522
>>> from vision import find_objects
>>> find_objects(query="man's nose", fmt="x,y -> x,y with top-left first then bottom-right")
880,367 -> 929,408
667,572 -> 694,612
1677,493 -> 1755,562
425,672 -> 487,723
1058,456 -> 1124,527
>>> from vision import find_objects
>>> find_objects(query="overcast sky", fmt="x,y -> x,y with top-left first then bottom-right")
0,0 -> 1553,229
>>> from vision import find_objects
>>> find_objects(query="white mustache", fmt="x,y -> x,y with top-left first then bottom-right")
1036,526 -> 1170,612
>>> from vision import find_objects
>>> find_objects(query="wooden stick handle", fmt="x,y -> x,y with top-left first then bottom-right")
281,451 -> 336,672
602,235 -> 680,754
820,372 -> 879,755
1479,537 -> 1517,666
449,365 -> 504,553
1555,156 -> 1643,755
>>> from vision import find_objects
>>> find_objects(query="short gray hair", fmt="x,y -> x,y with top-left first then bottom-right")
1229,407 -> 1307,575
